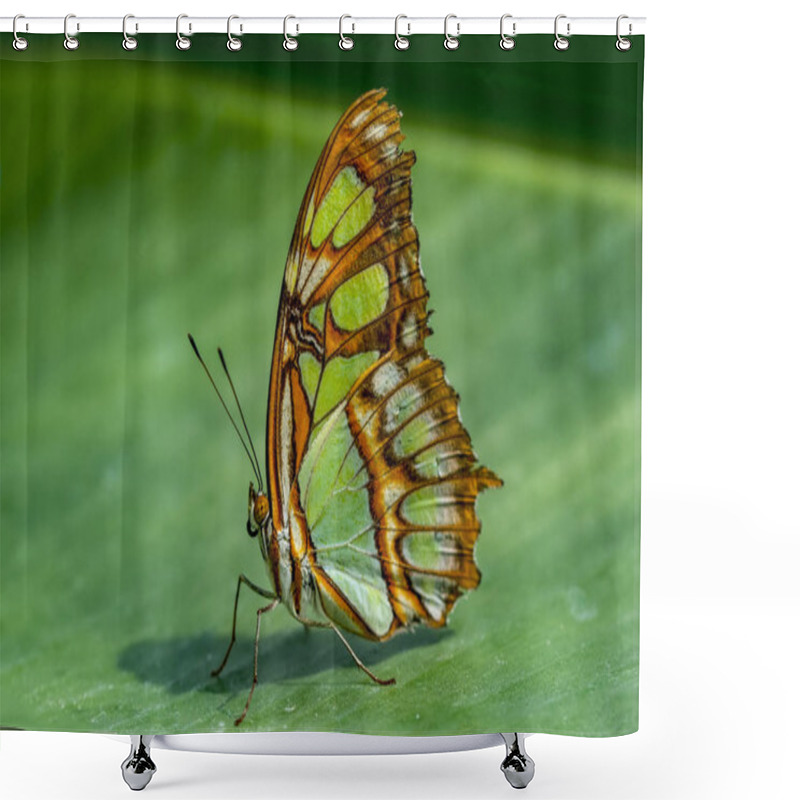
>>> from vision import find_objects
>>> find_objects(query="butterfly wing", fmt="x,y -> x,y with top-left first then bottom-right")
266,89 -> 501,641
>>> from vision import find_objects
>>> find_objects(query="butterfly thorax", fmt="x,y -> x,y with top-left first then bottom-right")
246,482 -> 279,591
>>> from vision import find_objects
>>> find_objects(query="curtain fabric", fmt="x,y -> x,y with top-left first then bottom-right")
0,33 -> 643,736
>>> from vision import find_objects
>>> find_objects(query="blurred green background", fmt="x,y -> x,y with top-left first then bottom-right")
1,35 -> 642,735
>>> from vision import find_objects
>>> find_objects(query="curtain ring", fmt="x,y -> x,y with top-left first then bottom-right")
227,15 -> 242,51
64,13 -> 79,51
339,15 -> 354,50
616,15 -> 632,51
500,14 -> 515,50
122,15 -> 138,51
444,14 -> 459,51
283,15 -> 298,51
554,14 -> 570,51
12,14 -> 28,51
394,15 -> 410,50
176,14 -> 191,50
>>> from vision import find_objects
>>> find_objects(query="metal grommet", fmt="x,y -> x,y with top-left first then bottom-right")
444,14 -> 459,51
64,13 -> 79,50
227,15 -> 242,51
339,14 -> 354,50
500,14 -> 515,50
554,14 -> 570,51
12,14 -> 28,51
122,14 -> 138,50
394,15 -> 410,50
283,15 -> 298,51
616,15 -> 632,51
176,14 -> 191,50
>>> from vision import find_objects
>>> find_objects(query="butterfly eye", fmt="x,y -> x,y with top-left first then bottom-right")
246,484 -> 261,537
253,493 -> 270,526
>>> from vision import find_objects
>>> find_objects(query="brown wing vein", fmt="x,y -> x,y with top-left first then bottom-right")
298,158 -> 414,298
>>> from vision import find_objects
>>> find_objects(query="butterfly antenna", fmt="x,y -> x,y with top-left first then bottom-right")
187,334 -> 262,489
216,346 -> 264,492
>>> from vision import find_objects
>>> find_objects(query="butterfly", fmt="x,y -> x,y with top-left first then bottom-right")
190,88 -> 501,726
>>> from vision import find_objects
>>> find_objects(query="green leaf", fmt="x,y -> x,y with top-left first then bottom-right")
1,54 -> 639,736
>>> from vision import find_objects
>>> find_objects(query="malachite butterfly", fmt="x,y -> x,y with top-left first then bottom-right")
190,88 -> 502,725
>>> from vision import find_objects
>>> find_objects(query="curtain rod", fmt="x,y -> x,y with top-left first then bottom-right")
1,16 -> 646,37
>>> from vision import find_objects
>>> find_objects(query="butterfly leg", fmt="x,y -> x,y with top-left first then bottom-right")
235,598 -> 280,726
329,623 -> 396,686
212,573 -> 276,678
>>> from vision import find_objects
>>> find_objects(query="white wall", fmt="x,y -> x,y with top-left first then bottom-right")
2,1 -> 798,798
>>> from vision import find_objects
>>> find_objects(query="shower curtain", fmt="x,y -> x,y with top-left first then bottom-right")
0,30 -> 643,737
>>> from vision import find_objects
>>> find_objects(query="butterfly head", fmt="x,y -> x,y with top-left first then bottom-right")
247,481 -> 271,538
